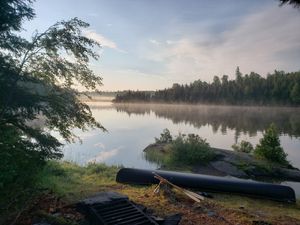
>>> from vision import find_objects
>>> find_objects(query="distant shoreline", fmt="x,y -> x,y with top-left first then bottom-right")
81,97 -> 300,108
112,101 -> 300,108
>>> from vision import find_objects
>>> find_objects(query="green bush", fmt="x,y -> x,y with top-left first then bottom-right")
0,126 -> 45,193
232,141 -> 254,153
155,128 -> 173,144
254,124 -> 289,166
170,134 -> 215,165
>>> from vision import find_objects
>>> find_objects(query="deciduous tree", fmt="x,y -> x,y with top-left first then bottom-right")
0,0 -> 104,190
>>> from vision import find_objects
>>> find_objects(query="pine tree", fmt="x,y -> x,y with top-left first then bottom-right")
291,83 -> 300,104
235,66 -> 243,83
254,124 -> 289,166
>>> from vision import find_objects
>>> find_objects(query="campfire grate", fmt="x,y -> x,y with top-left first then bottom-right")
86,198 -> 159,225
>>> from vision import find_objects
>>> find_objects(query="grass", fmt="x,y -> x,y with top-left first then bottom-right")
3,160 -> 300,225
0,161 -> 121,225
120,185 -> 300,225
215,194 -> 300,221
37,161 -> 121,201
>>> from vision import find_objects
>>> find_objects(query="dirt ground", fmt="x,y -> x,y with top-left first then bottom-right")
13,184 -> 300,225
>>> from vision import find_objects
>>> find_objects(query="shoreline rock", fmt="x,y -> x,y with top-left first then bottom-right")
144,143 -> 300,182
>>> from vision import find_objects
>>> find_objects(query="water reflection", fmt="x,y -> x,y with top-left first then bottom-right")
66,102 -> 300,166
63,102 -> 300,196
110,103 -> 300,139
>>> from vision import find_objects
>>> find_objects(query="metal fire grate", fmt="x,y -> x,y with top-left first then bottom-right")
87,198 -> 159,225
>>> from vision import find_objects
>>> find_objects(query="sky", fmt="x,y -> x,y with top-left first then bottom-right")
23,0 -> 300,91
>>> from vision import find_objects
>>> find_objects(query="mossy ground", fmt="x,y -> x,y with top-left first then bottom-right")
4,161 -> 300,225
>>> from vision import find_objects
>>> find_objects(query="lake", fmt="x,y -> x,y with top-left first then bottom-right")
62,101 -> 300,196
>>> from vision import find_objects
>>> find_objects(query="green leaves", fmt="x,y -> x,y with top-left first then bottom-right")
1,14 -> 104,147
232,141 -> 254,153
254,124 -> 289,166
170,133 -> 215,165
0,0 -> 105,192
155,128 -> 173,144
290,83 -> 300,104
0,0 -> 34,54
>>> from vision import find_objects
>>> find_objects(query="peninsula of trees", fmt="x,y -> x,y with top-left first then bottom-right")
114,68 -> 300,105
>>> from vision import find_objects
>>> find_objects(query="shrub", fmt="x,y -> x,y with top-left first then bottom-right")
0,126 -> 45,193
170,134 -> 215,165
155,128 -> 173,144
232,141 -> 254,153
254,124 -> 289,166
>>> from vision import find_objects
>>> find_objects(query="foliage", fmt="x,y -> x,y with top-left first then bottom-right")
0,125 -> 45,191
0,0 -> 35,51
37,161 -> 120,199
114,68 -> 300,106
0,0 -> 103,193
279,0 -> 300,8
112,90 -> 153,102
254,124 -> 289,166
232,140 -> 254,153
170,133 -> 216,165
290,83 -> 300,104
0,161 -> 120,225
155,128 -> 173,144
145,131 -> 216,167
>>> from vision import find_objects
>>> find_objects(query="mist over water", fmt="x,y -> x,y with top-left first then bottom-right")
112,103 -> 300,138
63,102 -> 300,168
61,102 -> 300,195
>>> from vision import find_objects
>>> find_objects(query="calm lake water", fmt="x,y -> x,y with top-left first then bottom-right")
62,101 -> 300,196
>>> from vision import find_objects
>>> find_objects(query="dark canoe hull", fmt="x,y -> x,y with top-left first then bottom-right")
116,168 -> 296,203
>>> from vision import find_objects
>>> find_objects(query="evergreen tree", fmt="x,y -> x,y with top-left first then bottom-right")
114,70 -> 300,105
235,66 -> 242,80
254,124 -> 289,166
291,83 -> 300,104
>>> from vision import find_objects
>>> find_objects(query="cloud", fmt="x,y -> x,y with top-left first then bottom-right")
149,39 -> 160,45
94,142 -> 105,149
166,40 -> 175,45
84,30 -> 125,52
87,148 -> 119,163
142,5 -> 300,82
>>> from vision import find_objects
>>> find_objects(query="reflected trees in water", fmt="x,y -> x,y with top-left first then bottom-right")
110,103 -> 300,138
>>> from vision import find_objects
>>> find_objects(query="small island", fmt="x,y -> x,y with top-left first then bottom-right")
144,126 -> 300,182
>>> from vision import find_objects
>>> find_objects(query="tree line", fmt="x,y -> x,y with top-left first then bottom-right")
114,68 -> 300,105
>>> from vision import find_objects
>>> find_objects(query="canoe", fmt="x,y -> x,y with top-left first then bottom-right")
116,168 -> 296,203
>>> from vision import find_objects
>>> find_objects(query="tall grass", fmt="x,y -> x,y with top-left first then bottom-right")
37,161 -> 121,201
0,161 -> 121,224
